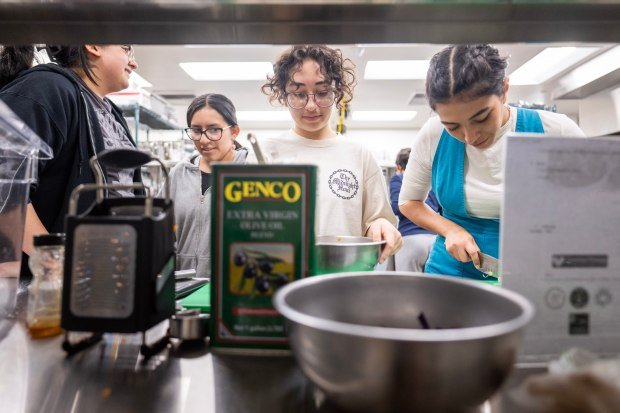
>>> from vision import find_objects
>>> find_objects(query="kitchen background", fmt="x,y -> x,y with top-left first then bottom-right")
110,42 -> 620,179
2,3 -> 620,412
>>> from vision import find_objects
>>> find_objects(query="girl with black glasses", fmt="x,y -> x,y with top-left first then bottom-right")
163,93 -> 247,276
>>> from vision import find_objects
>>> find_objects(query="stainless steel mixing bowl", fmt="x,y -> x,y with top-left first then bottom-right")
273,272 -> 535,413
315,235 -> 385,275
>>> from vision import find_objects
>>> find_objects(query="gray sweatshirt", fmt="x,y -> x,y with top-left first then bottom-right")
162,148 -> 248,277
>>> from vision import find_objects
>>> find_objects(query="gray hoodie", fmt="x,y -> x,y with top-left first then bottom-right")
162,148 -> 248,277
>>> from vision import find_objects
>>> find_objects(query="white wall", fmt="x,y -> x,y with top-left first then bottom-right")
579,86 -> 620,137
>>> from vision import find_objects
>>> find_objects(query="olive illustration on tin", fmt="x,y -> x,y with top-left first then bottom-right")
274,273 -> 289,288
232,247 -> 291,296
233,250 -> 247,266
258,258 -> 274,274
243,263 -> 258,279
254,275 -> 270,294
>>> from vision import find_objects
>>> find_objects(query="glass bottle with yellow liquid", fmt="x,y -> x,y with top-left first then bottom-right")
27,233 -> 65,339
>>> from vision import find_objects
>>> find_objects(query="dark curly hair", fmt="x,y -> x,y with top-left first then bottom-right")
426,44 -> 508,110
261,45 -> 356,106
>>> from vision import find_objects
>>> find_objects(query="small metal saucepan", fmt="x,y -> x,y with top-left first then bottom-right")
169,309 -> 210,341
315,235 -> 386,275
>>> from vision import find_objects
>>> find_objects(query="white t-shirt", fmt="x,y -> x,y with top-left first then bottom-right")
248,129 -> 397,237
399,106 -> 586,219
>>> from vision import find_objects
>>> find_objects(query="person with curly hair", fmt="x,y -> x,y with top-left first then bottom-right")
256,45 -> 402,264
398,44 -> 585,280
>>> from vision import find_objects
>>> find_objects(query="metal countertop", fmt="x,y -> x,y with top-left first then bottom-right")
0,278 -> 543,413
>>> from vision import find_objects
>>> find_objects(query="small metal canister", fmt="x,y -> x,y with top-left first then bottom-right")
169,310 -> 210,341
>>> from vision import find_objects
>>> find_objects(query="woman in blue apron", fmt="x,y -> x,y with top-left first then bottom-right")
398,44 -> 585,281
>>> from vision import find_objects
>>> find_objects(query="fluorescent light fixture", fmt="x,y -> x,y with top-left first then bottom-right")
129,71 -> 152,88
509,47 -> 600,85
364,60 -> 429,80
351,111 -> 417,122
236,111 -> 291,122
179,62 -> 273,81
556,45 -> 620,90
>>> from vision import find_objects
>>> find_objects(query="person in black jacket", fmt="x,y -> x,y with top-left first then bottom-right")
0,45 -> 141,279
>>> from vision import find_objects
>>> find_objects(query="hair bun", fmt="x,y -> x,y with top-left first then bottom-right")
470,45 -> 488,59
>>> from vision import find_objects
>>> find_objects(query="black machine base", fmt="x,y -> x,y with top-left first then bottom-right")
62,331 -> 103,357
62,330 -> 171,362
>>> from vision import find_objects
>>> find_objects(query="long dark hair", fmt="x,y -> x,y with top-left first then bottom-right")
426,44 -> 508,110
0,46 -> 35,89
0,45 -> 97,89
45,45 -> 97,84
186,93 -> 238,127
261,45 -> 356,106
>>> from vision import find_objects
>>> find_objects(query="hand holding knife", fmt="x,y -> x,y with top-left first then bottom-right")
474,252 -> 499,277
443,229 -> 499,277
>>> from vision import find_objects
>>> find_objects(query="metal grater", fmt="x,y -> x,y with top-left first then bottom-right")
61,148 -> 176,358
70,224 -> 136,318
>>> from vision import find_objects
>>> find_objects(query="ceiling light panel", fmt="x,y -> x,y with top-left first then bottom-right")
509,47 -> 599,85
555,45 -> 620,92
364,60 -> 429,80
179,62 -> 273,81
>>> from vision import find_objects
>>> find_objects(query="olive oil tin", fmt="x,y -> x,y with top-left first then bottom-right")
210,164 -> 316,350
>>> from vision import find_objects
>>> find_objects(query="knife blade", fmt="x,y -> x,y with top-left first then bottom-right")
475,252 -> 499,277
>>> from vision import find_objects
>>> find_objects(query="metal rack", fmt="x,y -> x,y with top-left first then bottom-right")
115,103 -> 182,194
119,104 -> 179,143
1,1 -> 620,44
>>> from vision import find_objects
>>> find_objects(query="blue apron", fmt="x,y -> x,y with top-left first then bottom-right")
425,107 -> 544,280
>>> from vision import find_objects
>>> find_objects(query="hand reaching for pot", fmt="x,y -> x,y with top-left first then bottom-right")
366,218 -> 402,264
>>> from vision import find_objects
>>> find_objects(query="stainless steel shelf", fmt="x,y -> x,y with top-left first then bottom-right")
119,104 -> 179,131
1,1 -> 620,44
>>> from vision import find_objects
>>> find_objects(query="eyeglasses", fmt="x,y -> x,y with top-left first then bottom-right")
285,90 -> 336,109
120,45 -> 135,61
184,125 -> 233,141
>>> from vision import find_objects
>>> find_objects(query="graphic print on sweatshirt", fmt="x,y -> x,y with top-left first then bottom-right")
328,169 -> 359,199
